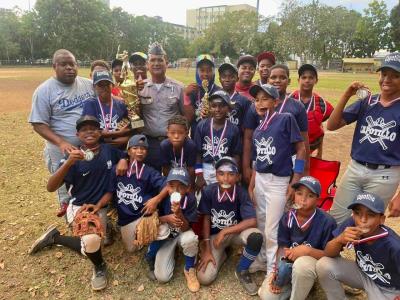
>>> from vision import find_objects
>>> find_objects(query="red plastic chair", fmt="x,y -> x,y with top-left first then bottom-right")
309,157 -> 341,211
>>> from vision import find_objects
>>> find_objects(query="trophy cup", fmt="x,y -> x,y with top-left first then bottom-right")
200,79 -> 210,118
115,46 -> 145,129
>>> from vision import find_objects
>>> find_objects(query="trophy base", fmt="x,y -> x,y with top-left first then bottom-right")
131,119 -> 145,129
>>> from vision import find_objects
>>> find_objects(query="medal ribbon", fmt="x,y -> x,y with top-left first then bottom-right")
97,97 -> 113,130
217,185 -> 236,203
127,160 -> 145,179
210,118 -> 228,158
287,209 -> 316,229
377,94 -> 400,106
180,196 -> 188,209
346,226 -> 388,249
298,92 -> 315,113
258,110 -> 277,131
230,91 -> 238,100
278,92 -> 293,114
173,147 -> 184,168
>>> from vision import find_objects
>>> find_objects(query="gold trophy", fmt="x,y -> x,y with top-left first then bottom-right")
115,46 -> 145,129
201,79 -> 210,118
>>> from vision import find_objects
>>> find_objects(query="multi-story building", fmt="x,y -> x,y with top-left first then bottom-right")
186,4 -> 257,32
153,16 -> 199,40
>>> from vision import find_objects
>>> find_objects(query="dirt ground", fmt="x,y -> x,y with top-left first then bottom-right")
0,68 -> 398,299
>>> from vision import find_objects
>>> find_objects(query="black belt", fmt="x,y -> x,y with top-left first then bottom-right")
355,160 -> 391,170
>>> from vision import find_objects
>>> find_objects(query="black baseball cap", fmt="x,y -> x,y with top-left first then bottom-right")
377,52 -> 400,73
292,176 -> 321,198
298,64 -> 318,79
196,54 -> 215,67
237,55 -> 257,68
76,115 -> 100,131
347,192 -> 385,214
127,134 -> 148,149
215,156 -> 239,173
166,167 -> 190,186
209,90 -> 232,106
249,84 -> 280,99
92,70 -> 114,85
129,52 -> 148,64
218,63 -> 238,75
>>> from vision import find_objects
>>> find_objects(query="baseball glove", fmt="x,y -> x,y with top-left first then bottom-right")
133,212 -> 160,247
73,211 -> 104,238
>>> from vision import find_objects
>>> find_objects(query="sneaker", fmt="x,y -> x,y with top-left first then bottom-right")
56,202 -> 68,217
235,269 -> 258,296
145,256 -> 156,281
91,263 -> 107,291
249,259 -> 267,273
29,224 -> 59,255
184,268 -> 200,292
103,222 -> 114,247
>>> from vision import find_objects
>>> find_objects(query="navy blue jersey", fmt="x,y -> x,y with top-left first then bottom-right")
243,97 -> 308,132
253,113 -> 303,176
278,208 -> 336,249
62,144 -> 124,206
198,183 -> 256,235
334,218 -> 400,290
108,164 -> 165,226
228,91 -> 251,129
343,95 -> 400,165
188,84 -> 221,134
82,97 -> 128,131
160,138 -> 197,168
194,118 -> 242,164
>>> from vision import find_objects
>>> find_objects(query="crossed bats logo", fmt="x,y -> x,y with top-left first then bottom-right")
99,113 -> 119,130
211,209 -> 237,229
356,251 -> 391,284
116,182 -> 143,210
359,116 -> 397,150
255,137 -> 276,164
203,136 -> 228,159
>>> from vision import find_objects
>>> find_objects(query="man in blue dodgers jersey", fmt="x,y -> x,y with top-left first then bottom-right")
145,167 -> 200,293
108,134 -> 167,252
317,192 -> 400,300
327,52 -> 400,225
218,62 -> 251,132
183,54 -> 221,135
197,157 -> 263,295
242,64 -> 309,185
82,70 -> 131,148
29,49 -> 94,217
248,84 -> 306,275
194,90 -> 242,189
29,116 -> 127,291
258,176 -> 337,300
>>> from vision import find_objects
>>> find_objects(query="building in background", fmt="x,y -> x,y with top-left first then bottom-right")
152,16 -> 199,40
187,4 -> 257,32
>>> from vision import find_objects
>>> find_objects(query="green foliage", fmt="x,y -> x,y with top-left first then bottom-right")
390,1 -> 400,51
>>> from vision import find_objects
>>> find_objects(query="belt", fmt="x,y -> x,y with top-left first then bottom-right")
355,160 -> 391,170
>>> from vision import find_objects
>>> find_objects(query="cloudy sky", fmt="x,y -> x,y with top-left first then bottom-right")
1,0 -> 397,26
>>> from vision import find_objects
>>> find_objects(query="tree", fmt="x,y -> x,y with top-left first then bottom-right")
389,1 -> 400,51
0,8 -> 21,60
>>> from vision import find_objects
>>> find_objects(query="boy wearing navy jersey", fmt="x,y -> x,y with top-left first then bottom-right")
248,84 -> 306,275
258,176 -> 337,300
317,192 -> 400,299
328,52 -> 400,225
194,90 -> 242,189
107,135 -> 167,252
29,116 -> 127,291
160,115 -> 196,187
197,157 -> 263,295
242,65 -> 309,185
82,70 -> 131,148
218,63 -> 251,131
145,168 -> 200,292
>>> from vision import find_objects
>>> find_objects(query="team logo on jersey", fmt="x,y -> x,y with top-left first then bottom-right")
291,241 -> 312,248
99,113 -> 119,130
359,116 -> 396,150
116,182 -> 143,210
107,160 -> 112,169
229,109 -> 239,125
356,251 -> 391,284
254,137 -> 276,164
203,136 -> 228,159
211,209 -> 237,229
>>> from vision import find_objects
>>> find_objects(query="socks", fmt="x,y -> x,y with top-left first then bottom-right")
236,246 -> 258,272
85,249 -> 104,266
53,234 -> 81,254
145,240 -> 165,260
184,255 -> 196,271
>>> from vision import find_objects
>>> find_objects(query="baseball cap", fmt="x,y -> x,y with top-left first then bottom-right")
257,51 -> 276,65
196,54 -> 215,67
76,115 -> 100,131
377,52 -> 400,73
218,63 -> 238,75
347,192 -> 385,214
93,70 -> 114,86
298,64 -> 318,79
208,90 -> 232,106
292,176 -> 321,198
237,55 -> 257,68
215,156 -> 239,173
129,52 -> 148,64
127,134 -> 148,149
249,84 -> 279,100
166,167 -> 190,186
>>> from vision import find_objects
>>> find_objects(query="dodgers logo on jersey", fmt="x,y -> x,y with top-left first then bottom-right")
359,116 -> 397,150
356,251 -> 391,284
116,182 -> 143,210
211,208 -> 237,229
203,136 -> 228,159
254,137 -> 276,164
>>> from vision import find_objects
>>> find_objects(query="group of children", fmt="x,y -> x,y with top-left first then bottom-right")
29,51 -> 400,299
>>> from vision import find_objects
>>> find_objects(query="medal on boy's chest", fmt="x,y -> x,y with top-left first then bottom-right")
82,149 -> 94,161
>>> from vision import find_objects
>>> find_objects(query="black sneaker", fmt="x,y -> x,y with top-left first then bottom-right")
145,256 -> 156,281
235,269 -> 258,296
29,224 -> 59,255
91,262 -> 107,291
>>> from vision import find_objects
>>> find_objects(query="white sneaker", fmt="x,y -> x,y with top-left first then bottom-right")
249,259 -> 267,273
